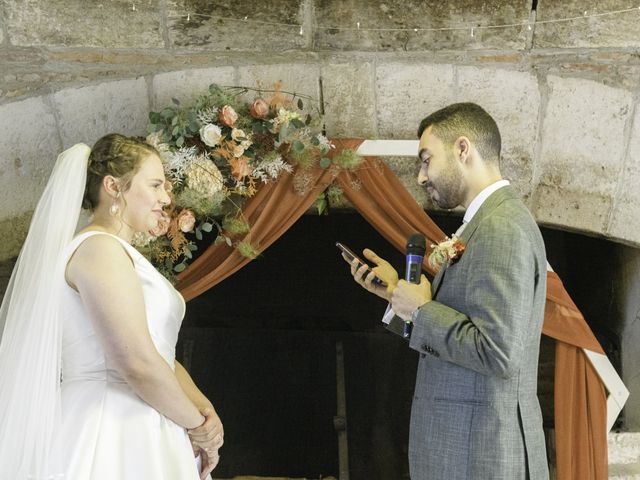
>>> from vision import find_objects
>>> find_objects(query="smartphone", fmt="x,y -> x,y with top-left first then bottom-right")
336,242 -> 387,286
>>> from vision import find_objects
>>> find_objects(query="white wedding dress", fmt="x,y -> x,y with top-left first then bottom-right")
55,231 -> 201,479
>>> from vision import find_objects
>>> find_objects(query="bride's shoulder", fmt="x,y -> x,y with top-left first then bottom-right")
68,231 -> 134,268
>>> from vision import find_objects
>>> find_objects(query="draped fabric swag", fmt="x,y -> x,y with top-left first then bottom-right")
177,139 -> 608,480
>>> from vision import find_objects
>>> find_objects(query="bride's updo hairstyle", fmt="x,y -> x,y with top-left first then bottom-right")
83,133 -> 159,211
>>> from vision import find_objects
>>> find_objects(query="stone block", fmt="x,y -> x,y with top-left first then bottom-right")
151,67 -> 236,110
376,62 -> 457,139
456,66 -> 540,203
166,0 -> 306,51
608,105 -> 640,244
533,75 -> 633,234
0,212 -> 31,262
4,0 -> 164,48
377,64 -> 540,202
237,63 -> 321,111
53,78 -> 150,148
0,97 -> 61,222
314,0 -> 530,51
321,62 -> 377,138
534,0 -> 640,49
609,433 -> 640,479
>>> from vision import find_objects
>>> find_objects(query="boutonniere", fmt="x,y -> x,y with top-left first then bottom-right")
428,235 -> 466,270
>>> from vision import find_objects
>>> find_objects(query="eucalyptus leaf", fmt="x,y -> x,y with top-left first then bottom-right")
310,136 -> 320,146
183,248 -> 193,259
174,263 -> 187,273
292,140 -> 305,153
176,136 -> 184,147
201,222 -> 213,232
291,119 -> 305,129
319,157 -> 331,169
195,230 -> 203,241
172,125 -> 180,136
172,98 -> 180,106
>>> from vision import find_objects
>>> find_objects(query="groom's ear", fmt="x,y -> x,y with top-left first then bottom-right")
454,136 -> 471,164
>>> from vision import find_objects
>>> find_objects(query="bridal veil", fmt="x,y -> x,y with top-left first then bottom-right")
0,144 -> 90,479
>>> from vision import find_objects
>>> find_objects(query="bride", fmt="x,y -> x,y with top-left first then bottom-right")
0,134 -> 223,479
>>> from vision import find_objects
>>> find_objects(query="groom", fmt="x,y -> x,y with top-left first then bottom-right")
346,103 -> 549,479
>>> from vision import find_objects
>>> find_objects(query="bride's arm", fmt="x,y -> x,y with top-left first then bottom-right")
175,361 -> 224,446
66,235 -> 205,429
175,361 -> 214,411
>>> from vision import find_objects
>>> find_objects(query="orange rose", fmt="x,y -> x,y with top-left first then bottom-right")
150,212 -> 170,237
250,98 -> 269,119
218,105 -> 238,127
177,209 -> 196,233
229,156 -> 252,179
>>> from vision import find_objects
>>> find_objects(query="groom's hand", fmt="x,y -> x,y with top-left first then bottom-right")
391,275 -> 432,321
344,248 -> 398,302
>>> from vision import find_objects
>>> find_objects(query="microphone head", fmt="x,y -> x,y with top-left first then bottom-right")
406,233 -> 426,256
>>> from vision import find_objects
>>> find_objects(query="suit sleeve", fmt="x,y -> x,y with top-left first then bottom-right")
408,214 -> 539,378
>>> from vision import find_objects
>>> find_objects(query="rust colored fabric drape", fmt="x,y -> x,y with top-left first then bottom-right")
177,138 -> 608,479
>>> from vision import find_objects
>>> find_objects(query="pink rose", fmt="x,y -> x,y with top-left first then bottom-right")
149,213 -> 170,237
177,209 -> 196,233
250,98 -> 269,119
218,105 -> 238,127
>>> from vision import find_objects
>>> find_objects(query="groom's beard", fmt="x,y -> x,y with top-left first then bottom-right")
425,178 -> 464,210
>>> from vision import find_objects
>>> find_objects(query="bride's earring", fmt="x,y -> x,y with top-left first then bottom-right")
109,192 -> 121,216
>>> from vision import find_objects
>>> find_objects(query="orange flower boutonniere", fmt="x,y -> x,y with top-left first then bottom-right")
427,235 -> 466,270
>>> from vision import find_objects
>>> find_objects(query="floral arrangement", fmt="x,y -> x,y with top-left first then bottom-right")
427,235 -> 465,270
139,83 -> 360,280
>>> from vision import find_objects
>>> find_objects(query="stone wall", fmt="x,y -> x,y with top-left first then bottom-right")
1,0 -> 640,434
1,1 -> 640,259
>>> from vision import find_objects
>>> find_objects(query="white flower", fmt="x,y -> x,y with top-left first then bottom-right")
185,155 -> 224,196
199,124 -> 222,147
270,107 -> 301,133
231,128 -> 247,141
232,129 -> 253,149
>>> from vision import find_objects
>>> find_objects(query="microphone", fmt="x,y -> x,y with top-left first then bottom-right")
402,233 -> 426,338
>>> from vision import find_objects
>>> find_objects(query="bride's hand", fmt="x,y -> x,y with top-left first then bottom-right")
188,407 -> 224,447
198,448 -> 219,480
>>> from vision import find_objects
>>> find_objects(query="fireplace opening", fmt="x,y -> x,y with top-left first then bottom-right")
176,212 -> 623,479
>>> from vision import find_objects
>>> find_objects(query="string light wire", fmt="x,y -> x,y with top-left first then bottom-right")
173,5 -> 640,33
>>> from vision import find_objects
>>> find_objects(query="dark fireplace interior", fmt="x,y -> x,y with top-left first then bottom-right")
176,212 -> 622,479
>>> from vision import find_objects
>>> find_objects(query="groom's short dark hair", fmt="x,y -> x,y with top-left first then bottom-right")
417,103 -> 501,165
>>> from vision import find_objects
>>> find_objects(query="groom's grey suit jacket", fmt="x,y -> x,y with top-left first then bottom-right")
390,186 -> 549,480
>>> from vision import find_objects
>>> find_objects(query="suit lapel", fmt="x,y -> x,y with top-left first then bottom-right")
431,263 -> 448,297
431,186 -> 518,298
458,186 -> 517,245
